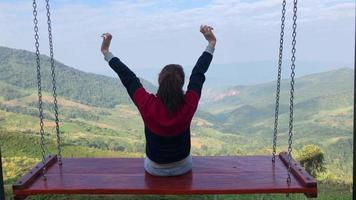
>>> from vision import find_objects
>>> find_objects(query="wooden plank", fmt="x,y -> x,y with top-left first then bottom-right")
13,156 -> 317,198
12,155 -> 58,190
46,156 -> 288,175
16,173 -> 316,196
279,152 -> 317,187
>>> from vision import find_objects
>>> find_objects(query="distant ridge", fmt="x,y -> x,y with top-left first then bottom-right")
203,68 -> 353,106
0,46 -> 156,108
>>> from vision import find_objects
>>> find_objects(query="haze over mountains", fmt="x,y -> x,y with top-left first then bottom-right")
0,46 -> 353,185
139,61 -> 353,88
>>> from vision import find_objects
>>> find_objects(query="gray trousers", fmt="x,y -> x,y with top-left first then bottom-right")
144,155 -> 192,176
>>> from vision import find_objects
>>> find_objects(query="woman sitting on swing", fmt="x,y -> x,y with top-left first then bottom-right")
100,25 -> 216,176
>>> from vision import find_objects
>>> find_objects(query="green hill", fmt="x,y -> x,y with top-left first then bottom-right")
201,68 -> 353,135
0,46 -> 156,108
200,68 -> 353,183
202,68 -> 353,112
0,46 -> 353,199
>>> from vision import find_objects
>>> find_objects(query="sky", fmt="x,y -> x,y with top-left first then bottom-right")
0,0 -> 354,84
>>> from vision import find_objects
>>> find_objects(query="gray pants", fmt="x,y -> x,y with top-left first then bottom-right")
144,155 -> 192,176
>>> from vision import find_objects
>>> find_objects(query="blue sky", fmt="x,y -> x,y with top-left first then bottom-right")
0,0 -> 354,84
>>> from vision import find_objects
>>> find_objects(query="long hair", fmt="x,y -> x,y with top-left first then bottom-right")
157,64 -> 185,114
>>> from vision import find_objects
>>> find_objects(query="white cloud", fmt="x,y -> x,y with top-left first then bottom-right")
0,0 -> 354,77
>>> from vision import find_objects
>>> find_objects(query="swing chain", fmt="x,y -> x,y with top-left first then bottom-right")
33,0 -> 47,179
272,0 -> 287,163
45,0 -> 63,165
287,0 -> 298,185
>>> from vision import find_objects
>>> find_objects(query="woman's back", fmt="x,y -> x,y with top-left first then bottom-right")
131,47 -> 212,163
101,25 -> 216,175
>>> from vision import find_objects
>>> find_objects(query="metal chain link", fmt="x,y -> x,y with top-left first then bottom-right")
287,0 -> 298,185
272,0 -> 287,163
45,0 -> 63,165
33,0 -> 47,180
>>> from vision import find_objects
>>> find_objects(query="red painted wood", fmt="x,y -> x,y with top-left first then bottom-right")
279,152 -> 317,187
12,155 -> 317,198
12,155 -> 57,190
279,152 -> 318,198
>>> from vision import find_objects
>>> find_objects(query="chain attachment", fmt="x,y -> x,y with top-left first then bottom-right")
271,0 -> 298,187
33,0 -> 47,180
32,0 -> 63,177
272,0 -> 287,163
287,0 -> 298,185
45,0 -> 63,166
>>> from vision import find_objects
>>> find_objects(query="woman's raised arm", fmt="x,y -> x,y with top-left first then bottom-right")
101,33 -> 143,100
187,25 -> 216,97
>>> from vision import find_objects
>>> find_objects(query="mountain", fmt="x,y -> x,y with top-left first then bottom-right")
202,68 -> 353,112
201,68 -> 353,136
199,68 -> 353,180
139,61 -> 353,89
0,46 -> 156,108
0,46 -> 353,191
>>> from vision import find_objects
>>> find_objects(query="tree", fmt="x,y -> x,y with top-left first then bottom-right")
297,144 -> 325,177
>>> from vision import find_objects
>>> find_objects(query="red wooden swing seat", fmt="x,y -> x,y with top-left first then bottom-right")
12,152 -> 317,199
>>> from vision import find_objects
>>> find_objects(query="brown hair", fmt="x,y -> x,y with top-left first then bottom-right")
157,64 -> 185,114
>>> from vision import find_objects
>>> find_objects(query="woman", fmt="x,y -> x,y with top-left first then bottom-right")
101,25 -> 216,176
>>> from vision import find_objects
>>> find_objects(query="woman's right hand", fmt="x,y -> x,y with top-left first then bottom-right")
101,33 -> 112,55
200,25 -> 216,48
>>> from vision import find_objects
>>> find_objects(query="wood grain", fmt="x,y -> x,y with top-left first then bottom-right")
12,155 -> 57,190
13,154 -> 317,199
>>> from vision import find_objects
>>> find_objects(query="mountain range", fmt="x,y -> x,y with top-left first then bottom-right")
0,46 -> 353,186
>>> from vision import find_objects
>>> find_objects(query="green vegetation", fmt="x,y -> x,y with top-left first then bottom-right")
296,145 -> 325,177
0,47 -> 353,199
200,68 -> 353,184
0,46 -> 156,108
